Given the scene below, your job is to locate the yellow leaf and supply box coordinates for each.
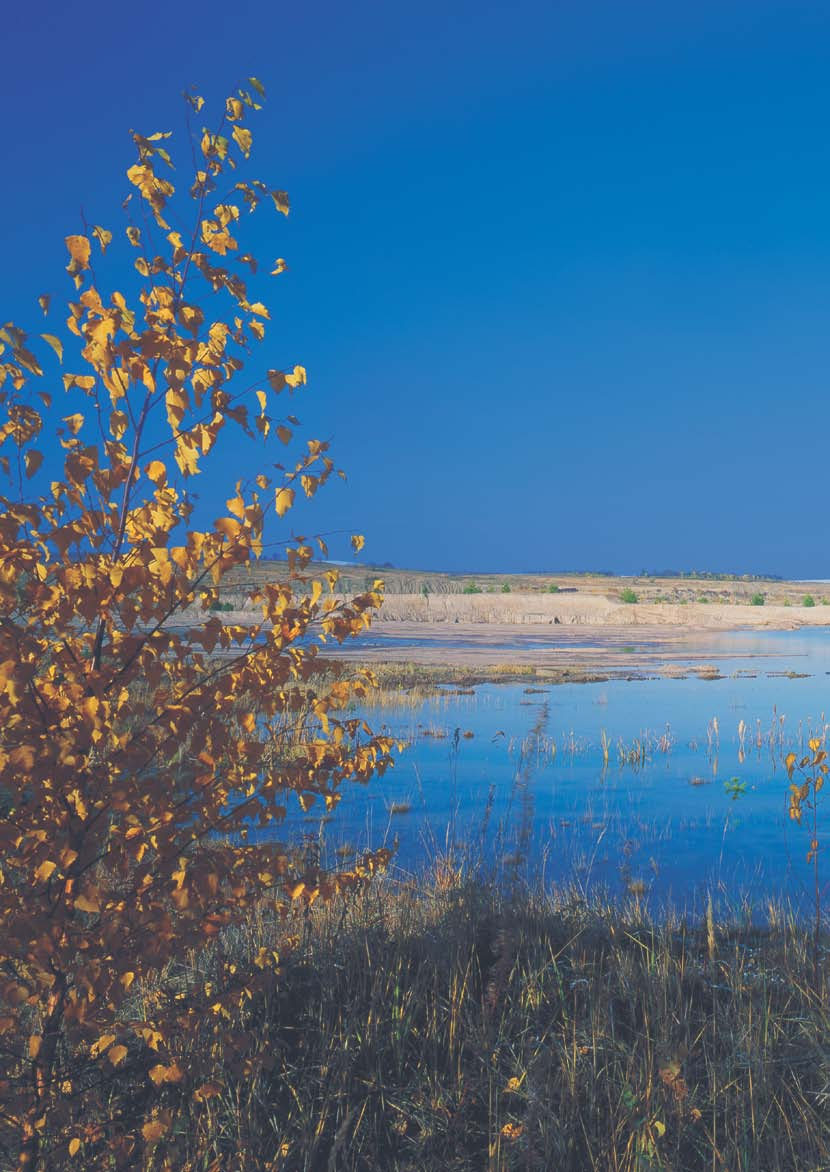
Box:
[108,1044,128,1066]
[135,1026,164,1051]
[351,534,365,553]
[68,1139,81,1156]
[62,414,84,436]
[90,1033,116,1058]
[109,410,128,440]
[92,225,112,253]
[145,460,167,485]
[215,517,242,541]
[194,1082,221,1102]
[142,1120,168,1144]
[285,364,306,388]
[271,258,287,276]
[38,294,51,316]
[41,334,63,363]
[174,439,200,477]
[65,235,91,269]
[75,892,101,914]
[227,493,245,519]
[29,1034,42,1059]
[275,487,294,517]
[178,304,204,334]
[24,450,43,479]
[148,1062,183,1086]
[34,860,56,883]
[232,125,253,158]
[63,374,95,393]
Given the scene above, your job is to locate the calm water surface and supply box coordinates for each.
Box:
[304,628,830,918]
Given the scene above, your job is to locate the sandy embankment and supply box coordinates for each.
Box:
[322,593,830,675]
[369,592,830,629]
[204,589,830,677]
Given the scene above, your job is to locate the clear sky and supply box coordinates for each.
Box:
[4,1,830,575]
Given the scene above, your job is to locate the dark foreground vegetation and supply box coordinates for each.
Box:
[9,870,828,1171]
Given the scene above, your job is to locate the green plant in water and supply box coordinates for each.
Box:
[724,777,747,801]
[620,588,638,604]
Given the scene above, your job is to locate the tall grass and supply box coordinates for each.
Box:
[23,868,827,1171]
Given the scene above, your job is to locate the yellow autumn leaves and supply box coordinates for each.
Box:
[0,78,395,1168]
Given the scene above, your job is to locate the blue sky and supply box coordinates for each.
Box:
[3,1,830,575]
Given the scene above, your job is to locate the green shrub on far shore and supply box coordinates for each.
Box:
[803,594,816,607]
[750,592,766,606]
[462,583,482,594]
[548,583,559,593]
[620,587,638,604]
[209,598,236,612]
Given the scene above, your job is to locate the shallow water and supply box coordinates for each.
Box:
[301,627,830,918]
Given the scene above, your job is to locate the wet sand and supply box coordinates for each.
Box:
[320,620,803,678]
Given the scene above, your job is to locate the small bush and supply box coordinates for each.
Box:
[548,583,559,593]
[803,595,816,607]
[620,588,638,604]
[462,583,482,594]
[750,593,766,606]
[501,582,511,593]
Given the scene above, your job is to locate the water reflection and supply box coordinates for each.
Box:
[310,627,830,919]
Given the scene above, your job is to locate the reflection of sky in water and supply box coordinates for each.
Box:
[289,627,830,920]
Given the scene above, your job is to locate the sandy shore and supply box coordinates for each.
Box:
[303,587,830,680]
[209,579,830,680]
[322,620,822,679]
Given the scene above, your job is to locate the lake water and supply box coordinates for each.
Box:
[301,627,830,919]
